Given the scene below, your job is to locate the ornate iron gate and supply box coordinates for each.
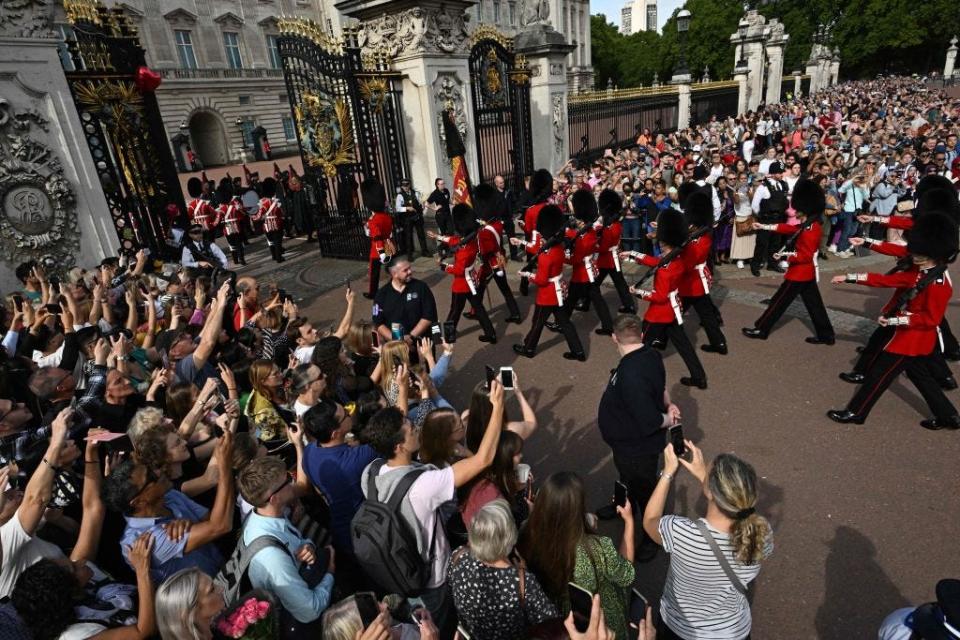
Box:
[468,30,534,191]
[61,1,182,257]
[278,19,409,260]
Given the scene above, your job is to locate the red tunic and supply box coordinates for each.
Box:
[867,241,912,315]
[366,211,393,260]
[529,244,567,306]
[443,237,481,295]
[477,223,505,278]
[596,222,623,271]
[523,203,547,256]
[884,216,914,231]
[678,234,713,297]
[566,229,601,284]
[254,197,284,233]
[188,198,218,231]
[773,222,821,282]
[633,254,684,324]
[855,269,952,356]
[218,199,246,236]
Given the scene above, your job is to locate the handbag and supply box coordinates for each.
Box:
[735,215,756,237]
[693,519,748,595]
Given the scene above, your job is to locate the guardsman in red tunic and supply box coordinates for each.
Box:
[595,189,636,314]
[679,191,728,354]
[510,169,553,297]
[472,183,522,323]
[361,178,395,299]
[215,181,247,266]
[186,177,218,244]
[513,205,585,361]
[828,211,960,429]
[555,190,613,335]
[623,208,707,389]
[435,204,497,344]
[253,177,285,263]
[742,179,835,344]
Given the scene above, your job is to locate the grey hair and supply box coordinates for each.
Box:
[127,406,165,442]
[468,498,517,563]
[321,595,364,640]
[156,568,206,640]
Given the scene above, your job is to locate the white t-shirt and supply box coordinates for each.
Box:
[293,399,314,418]
[0,512,67,598]
[294,344,316,364]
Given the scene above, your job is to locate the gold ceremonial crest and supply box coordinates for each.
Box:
[294,91,354,177]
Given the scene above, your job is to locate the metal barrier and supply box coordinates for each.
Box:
[567,85,680,162]
[689,81,739,125]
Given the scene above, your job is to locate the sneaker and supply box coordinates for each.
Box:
[837,250,854,258]
[778,260,789,269]
[736,260,745,269]
[828,244,837,253]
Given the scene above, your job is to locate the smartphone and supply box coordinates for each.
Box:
[431,323,441,343]
[499,366,514,390]
[371,330,380,348]
[45,303,62,314]
[670,424,686,457]
[628,588,649,639]
[568,582,594,633]
[276,288,289,303]
[614,480,628,509]
[100,434,133,455]
[355,591,380,628]
[11,294,23,311]
[410,606,426,627]
[345,278,352,292]
[485,365,497,391]
[442,320,457,344]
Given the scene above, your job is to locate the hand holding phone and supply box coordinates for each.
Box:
[614,480,628,509]
[442,320,457,344]
[354,591,381,628]
[499,366,515,390]
[567,583,594,633]
[670,424,686,457]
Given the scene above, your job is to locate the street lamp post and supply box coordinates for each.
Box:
[675,9,691,78]
[737,19,749,68]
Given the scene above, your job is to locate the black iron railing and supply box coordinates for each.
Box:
[690,82,739,126]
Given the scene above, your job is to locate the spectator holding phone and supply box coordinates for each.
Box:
[461,369,537,453]
[643,442,773,640]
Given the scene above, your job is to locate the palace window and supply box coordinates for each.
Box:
[266,34,281,69]
[175,30,198,69]
[282,117,296,140]
[223,32,243,69]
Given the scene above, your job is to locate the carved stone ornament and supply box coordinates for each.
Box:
[434,74,467,151]
[521,0,550,27]
[0,97,81,271]
[357,6,470,57]
[551,93,564,157]
[550,62,564,76]
[0,0,56,38]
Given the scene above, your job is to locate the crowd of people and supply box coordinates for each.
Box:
[0,75,957,640]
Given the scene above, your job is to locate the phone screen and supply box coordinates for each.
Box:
[370,331,379,348]
[443,320,457,344]
[12,294,23,311]
[485,365,497,391]
[45,303,62,314]
[629,588,648,630]
[614,480,628,509]
[568,582,593,633]
[500,367,514,390]
[670,424,686,457]
[355,592,380,628]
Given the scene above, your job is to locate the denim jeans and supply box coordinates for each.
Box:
[622,217,641,252]
[836,210,858,252]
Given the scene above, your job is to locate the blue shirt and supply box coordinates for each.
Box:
[303,442,378,551]
[120,489,223,583]
[243,511,335,624]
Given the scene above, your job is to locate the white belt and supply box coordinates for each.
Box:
[584,255,598,283]
[813,250,819,283]
[550,275,566,305]
[669,290,683,325]
[695,262,710,294]
[610,246,621,272]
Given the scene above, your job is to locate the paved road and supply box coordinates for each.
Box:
[239,240,960,639]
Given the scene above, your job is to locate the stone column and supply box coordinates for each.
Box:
[763,19,788,105]
[830,48,840,86]
[793,70,801,97]
[344,0,478,192]
[945,37,958,79]
[516,26,575,172]
[674,79,691,129]
[805,47,820,94]
[734,66,750,115]
[0,2,116,291]
[736,11,768,112]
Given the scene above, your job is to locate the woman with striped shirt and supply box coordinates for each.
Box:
[643,443,774,639]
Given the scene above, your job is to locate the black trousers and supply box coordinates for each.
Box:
[402,216,430,258]
[613,451,660,548]
[523,304,583,354]
[436,210,453,236]
[642,320,707,381]
[225,232,245,265]
[856,324,953,383]
[751,228,778,270]
[597,268,636,312]
[941,317,959,355]
[367,259,382,296]
[563,282,613,331]
[503,216,520,259]
[448,291,496,339]
[753,279,834,339]
[681,295,727,348]
[265,229,284,262]
[475,271,520,318]
[844,351,957,420]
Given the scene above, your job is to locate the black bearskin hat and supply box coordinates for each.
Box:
[473,183,504,222]
[571,189,598,224]
[360,178,386,212]
[452,203,478,236]
[917,188,960,225]
[260,177,277,198]
[187,177,203,198]
[529,169,554,203]
[598,189,623,224]
[677,181,699,210]
[907,211,959,263]
[656,208,688,248]
[535,204,565,239]
[684,192,713,229]
[915,175,955,203]
[791,178,826,219]
[692,165,709,181]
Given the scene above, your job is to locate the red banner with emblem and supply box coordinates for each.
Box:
[451,155,473,207]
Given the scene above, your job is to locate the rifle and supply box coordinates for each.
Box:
[631,209,734,289]
[517,228,571,278]
[772,216,817,259]
[885,264,947,318]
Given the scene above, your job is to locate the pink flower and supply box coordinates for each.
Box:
[256,601,271,618]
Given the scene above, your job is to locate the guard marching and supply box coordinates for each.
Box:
[679,191,728,354]
[186,177,219,244]
[253,178,285,263]
[472,184,522,324]
[362,178,395,299]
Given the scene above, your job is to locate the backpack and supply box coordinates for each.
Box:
[351,459,428,596]
[215,533,288,607]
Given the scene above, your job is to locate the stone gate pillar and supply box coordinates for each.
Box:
[793,70,802,97]
[945,37,958,80]
[734,66,750,115]
[0,0,116,291]
[739,11,768,111]
[764,19,788,105]
[515,25,575,172]
[341,0,478,194]
[805,46,820,94]
[830,48,840,86]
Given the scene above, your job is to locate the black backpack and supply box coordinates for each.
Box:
[351,459,428,596]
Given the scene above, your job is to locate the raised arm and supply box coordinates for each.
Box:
[506,371,537,440]
[451,380,504,488]
[333,288,355,339]
[192,281,231,370]
[18,408,72,536]
[71,430,108,564]
[183,431,235,553]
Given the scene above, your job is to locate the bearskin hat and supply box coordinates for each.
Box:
[684,192,713,229]
[677,181,699,210]
[907,211,959,263]
[260,178,277,199]
[452,203,478,236]
[360,178,387,212]
[917,188,960,225]
[915,175,955,203]
[791,178,826,219]
[187,177,204,198]
[571,189,598,224]
[529,169,554,203]
[656,208,688,248]
[692,165,709,181]
[598,189,623,224]
[473,183,504,222]
[535,204,566,239]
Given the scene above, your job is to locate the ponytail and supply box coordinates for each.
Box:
[708,453,772,566]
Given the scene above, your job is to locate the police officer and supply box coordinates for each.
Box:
[750,162,789,276]
[395,179,432,260]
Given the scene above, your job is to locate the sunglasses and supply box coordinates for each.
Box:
[264,474,291,503]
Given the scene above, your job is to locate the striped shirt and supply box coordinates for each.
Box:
[659,516,774,640]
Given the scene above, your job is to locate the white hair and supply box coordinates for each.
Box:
[468,498,517,563]
[156,568,206,640]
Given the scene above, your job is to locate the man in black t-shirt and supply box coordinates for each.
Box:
[372,259,438,345]
[425,178,452,236]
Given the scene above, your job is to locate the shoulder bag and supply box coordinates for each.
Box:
[693,519,748,595]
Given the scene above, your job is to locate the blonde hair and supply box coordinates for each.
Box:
[321,596,364,640]
[344,319,373,356]
[237,456,287,507]
[469,499,517,563]
[127,406,165,442]
[249,359,283,402]
[258,306,284,331]
[708,454,771,565]
[378,340,410,395]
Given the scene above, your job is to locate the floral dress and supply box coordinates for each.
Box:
[567,535,635,640]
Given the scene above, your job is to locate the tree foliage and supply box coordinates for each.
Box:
[590,0,960,89]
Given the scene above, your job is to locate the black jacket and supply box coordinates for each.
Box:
[597,346,667,456]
